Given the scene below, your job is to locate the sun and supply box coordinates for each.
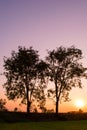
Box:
[75,99,85,108]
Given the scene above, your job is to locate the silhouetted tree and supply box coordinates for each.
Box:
[46,46,86,114]
[14,107,18,112]
[0,99,7,111]
[3,46,47,113]
[78,108,83,113]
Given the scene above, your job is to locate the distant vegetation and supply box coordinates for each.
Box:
[0,99,7,111]
[1,111,87,122]
[1,45,86,114]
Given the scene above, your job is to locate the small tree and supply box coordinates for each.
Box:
[0,99,7,111]
[3,46,47,113]
[14,107,18,112]
[46,46,85,114]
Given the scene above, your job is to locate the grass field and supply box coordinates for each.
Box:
[0,120,87,130]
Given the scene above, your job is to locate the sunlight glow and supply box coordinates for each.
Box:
[75,99,85,108]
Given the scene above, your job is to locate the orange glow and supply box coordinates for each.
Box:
[75,99,85,109]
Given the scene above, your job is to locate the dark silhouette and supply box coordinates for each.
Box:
[3,46,47,114]
[0,99,7,111]
[46,46,86,114]
[3,45,86,114]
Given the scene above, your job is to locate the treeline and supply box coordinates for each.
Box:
[1,111,87,122]
[1,45,86,114]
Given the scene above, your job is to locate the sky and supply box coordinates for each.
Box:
[1,0,87,112]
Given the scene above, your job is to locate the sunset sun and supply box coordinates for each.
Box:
[75,99,85,109]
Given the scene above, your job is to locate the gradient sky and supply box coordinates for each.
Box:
[0,0,87,112]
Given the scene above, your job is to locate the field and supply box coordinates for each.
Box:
[0,120,87,130]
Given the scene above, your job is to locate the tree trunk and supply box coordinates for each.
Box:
[55,79,59,114]
[56,97,59,114]
[27,100,31,114]
[26,87,31,114]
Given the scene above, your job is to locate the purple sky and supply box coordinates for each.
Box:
[1,0,87,58]
[0,0,87,112]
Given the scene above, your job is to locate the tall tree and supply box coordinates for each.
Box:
[3,46,47,113]
[46,46,85,114]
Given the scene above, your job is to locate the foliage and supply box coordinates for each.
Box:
[46,46,86,113]
[3,45,86,113]
[14,107,18,112]
[0,99,7,111]
[3,46,47,113]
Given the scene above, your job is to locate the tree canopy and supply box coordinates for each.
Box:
[46,46,86,113]
[3,45,86,114]
[3,46,47,113]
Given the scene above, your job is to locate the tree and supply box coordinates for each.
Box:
[3,46,47,113]
[14,107,18,112]
[0,99,7,111]
[46,46,85,114]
